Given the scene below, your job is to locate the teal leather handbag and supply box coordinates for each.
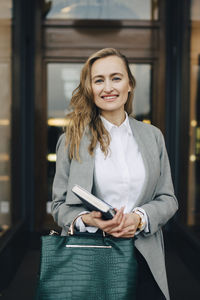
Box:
[35,223,138,300]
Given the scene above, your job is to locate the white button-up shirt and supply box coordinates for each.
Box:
[76,114,148,233]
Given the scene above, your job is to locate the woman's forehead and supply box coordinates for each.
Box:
[91,55,127,77]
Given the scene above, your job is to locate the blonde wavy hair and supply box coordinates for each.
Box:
[65,48,136,160]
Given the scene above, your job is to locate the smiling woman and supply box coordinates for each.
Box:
[51,48,178,300]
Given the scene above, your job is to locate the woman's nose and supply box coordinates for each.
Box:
[104,80,113,93]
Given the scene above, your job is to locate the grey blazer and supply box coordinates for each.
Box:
[52,116,178,300]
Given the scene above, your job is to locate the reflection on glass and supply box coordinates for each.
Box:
[191,0,200,21]
[47,63,83,118]
[45,0,158,20]
[130,64,151,120]
[46,62,152,210]
[188,2,200,230]
[0,0,12,237]
[0,0,12,19]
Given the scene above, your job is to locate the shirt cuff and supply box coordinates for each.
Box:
[132,207,150,235]
[75,211,98,233]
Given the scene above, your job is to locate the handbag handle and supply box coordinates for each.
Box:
[68,215,82,235]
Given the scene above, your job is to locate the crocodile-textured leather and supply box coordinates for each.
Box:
[35,233,138,300]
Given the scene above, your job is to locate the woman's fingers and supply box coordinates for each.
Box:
[111,225,136,238]
[91,211,102,218]
[107,214,126,233]
[90,207,124,232]
[108,214,139,238]
[100,207,125,232]
[112,232,135,238]
[81,211,102,227]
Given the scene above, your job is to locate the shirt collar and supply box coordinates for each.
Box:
[100,112,133,135]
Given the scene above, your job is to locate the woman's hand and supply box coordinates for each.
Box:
[81,210,141,238]
[81,207,126,234]
[109,213,141,238]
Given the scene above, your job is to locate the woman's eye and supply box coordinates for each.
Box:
[95,79,103,84]
[113,77,121,81]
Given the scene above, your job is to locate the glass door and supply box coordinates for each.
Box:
[0,0,12,237]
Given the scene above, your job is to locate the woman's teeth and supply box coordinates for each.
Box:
[103,95,118,100]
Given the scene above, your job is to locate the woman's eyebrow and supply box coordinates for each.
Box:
[92,74,104,80]
[111,72,123,77]
[92,72,123,80]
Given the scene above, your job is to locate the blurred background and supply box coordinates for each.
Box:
[0,0,200,299]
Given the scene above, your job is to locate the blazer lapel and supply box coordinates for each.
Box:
[129,117,154,207]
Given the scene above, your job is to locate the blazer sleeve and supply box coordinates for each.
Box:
[140,128,178,236]
[51,134,85,230]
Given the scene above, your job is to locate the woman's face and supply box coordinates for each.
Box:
[91,55,131,118]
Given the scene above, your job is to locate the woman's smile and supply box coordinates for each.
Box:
[101,94,119,101]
